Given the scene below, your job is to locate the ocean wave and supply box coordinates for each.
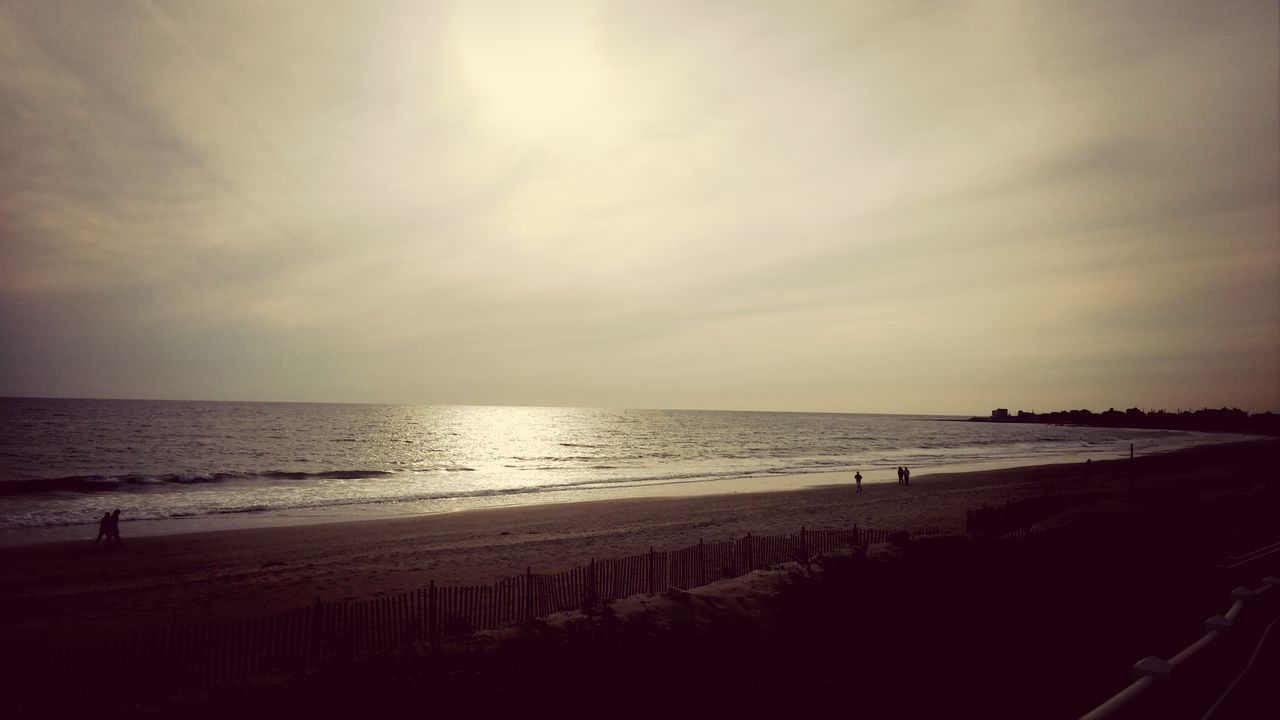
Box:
[0,468,395,496]
[261,470,394,480]
[0,473,234,496]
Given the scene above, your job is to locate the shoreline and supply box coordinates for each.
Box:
[2,437,1275,653]
[0,432,1257,549]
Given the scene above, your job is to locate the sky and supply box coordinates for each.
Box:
[1,0,1277,415]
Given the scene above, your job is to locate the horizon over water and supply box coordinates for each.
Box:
[0,397,1251,545]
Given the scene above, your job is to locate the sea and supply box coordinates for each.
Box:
[0,397,1247,544]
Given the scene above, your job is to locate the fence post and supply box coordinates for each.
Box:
[524,567,533,622]
[746,533,753,572]
[698,539,705,586]
[588,559,597,609]
[428,581,437,643]
[310,597,323,666]
[648,547,655,594]
[800,526,807,561]
[418,588,427,641]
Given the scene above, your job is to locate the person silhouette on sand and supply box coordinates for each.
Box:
[903,467,910,486]
[94,512,113,548]
[107,509,124,546]
[897,466,905,485]
[855,471,862,493]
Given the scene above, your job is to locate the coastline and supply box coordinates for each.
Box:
[2,437,1275,654]
[0,430,1256,548]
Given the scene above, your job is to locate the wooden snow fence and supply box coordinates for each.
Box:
[26,524,926,690]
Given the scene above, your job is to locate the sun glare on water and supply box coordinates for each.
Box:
[453,0,604,141]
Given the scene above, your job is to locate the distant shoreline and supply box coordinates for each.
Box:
[969,406,1280,436]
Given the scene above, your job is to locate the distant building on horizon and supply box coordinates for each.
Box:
[991,408,1009,419]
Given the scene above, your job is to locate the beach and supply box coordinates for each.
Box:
[3,437,1275,658]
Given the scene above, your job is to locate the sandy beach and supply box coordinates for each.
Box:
[2,437,1275,658]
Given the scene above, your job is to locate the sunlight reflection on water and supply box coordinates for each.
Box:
[0,399,1246,533]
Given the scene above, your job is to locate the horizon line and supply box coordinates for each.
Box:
[3,394,1277,417]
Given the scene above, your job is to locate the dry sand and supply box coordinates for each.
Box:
[2,438,1274,653]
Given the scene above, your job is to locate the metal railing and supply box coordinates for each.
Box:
[1080,574,1280,719]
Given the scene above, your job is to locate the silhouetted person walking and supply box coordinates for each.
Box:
[94,512,112,548]
[107,509,124,546]
[897,466,905,485]
[903,467,910,486]
[855,471,862,493]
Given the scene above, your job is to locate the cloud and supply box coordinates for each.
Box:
[1,0,1276,412]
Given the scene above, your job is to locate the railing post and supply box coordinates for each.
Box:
[746,533,753,571]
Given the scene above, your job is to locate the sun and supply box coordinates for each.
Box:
[452,0,604,141]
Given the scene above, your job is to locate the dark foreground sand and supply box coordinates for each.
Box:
[2,438,1275,654]
[3,439,1279,719]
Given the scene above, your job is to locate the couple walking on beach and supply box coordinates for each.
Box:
[94,509,124,548]
[853,466,909,494]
